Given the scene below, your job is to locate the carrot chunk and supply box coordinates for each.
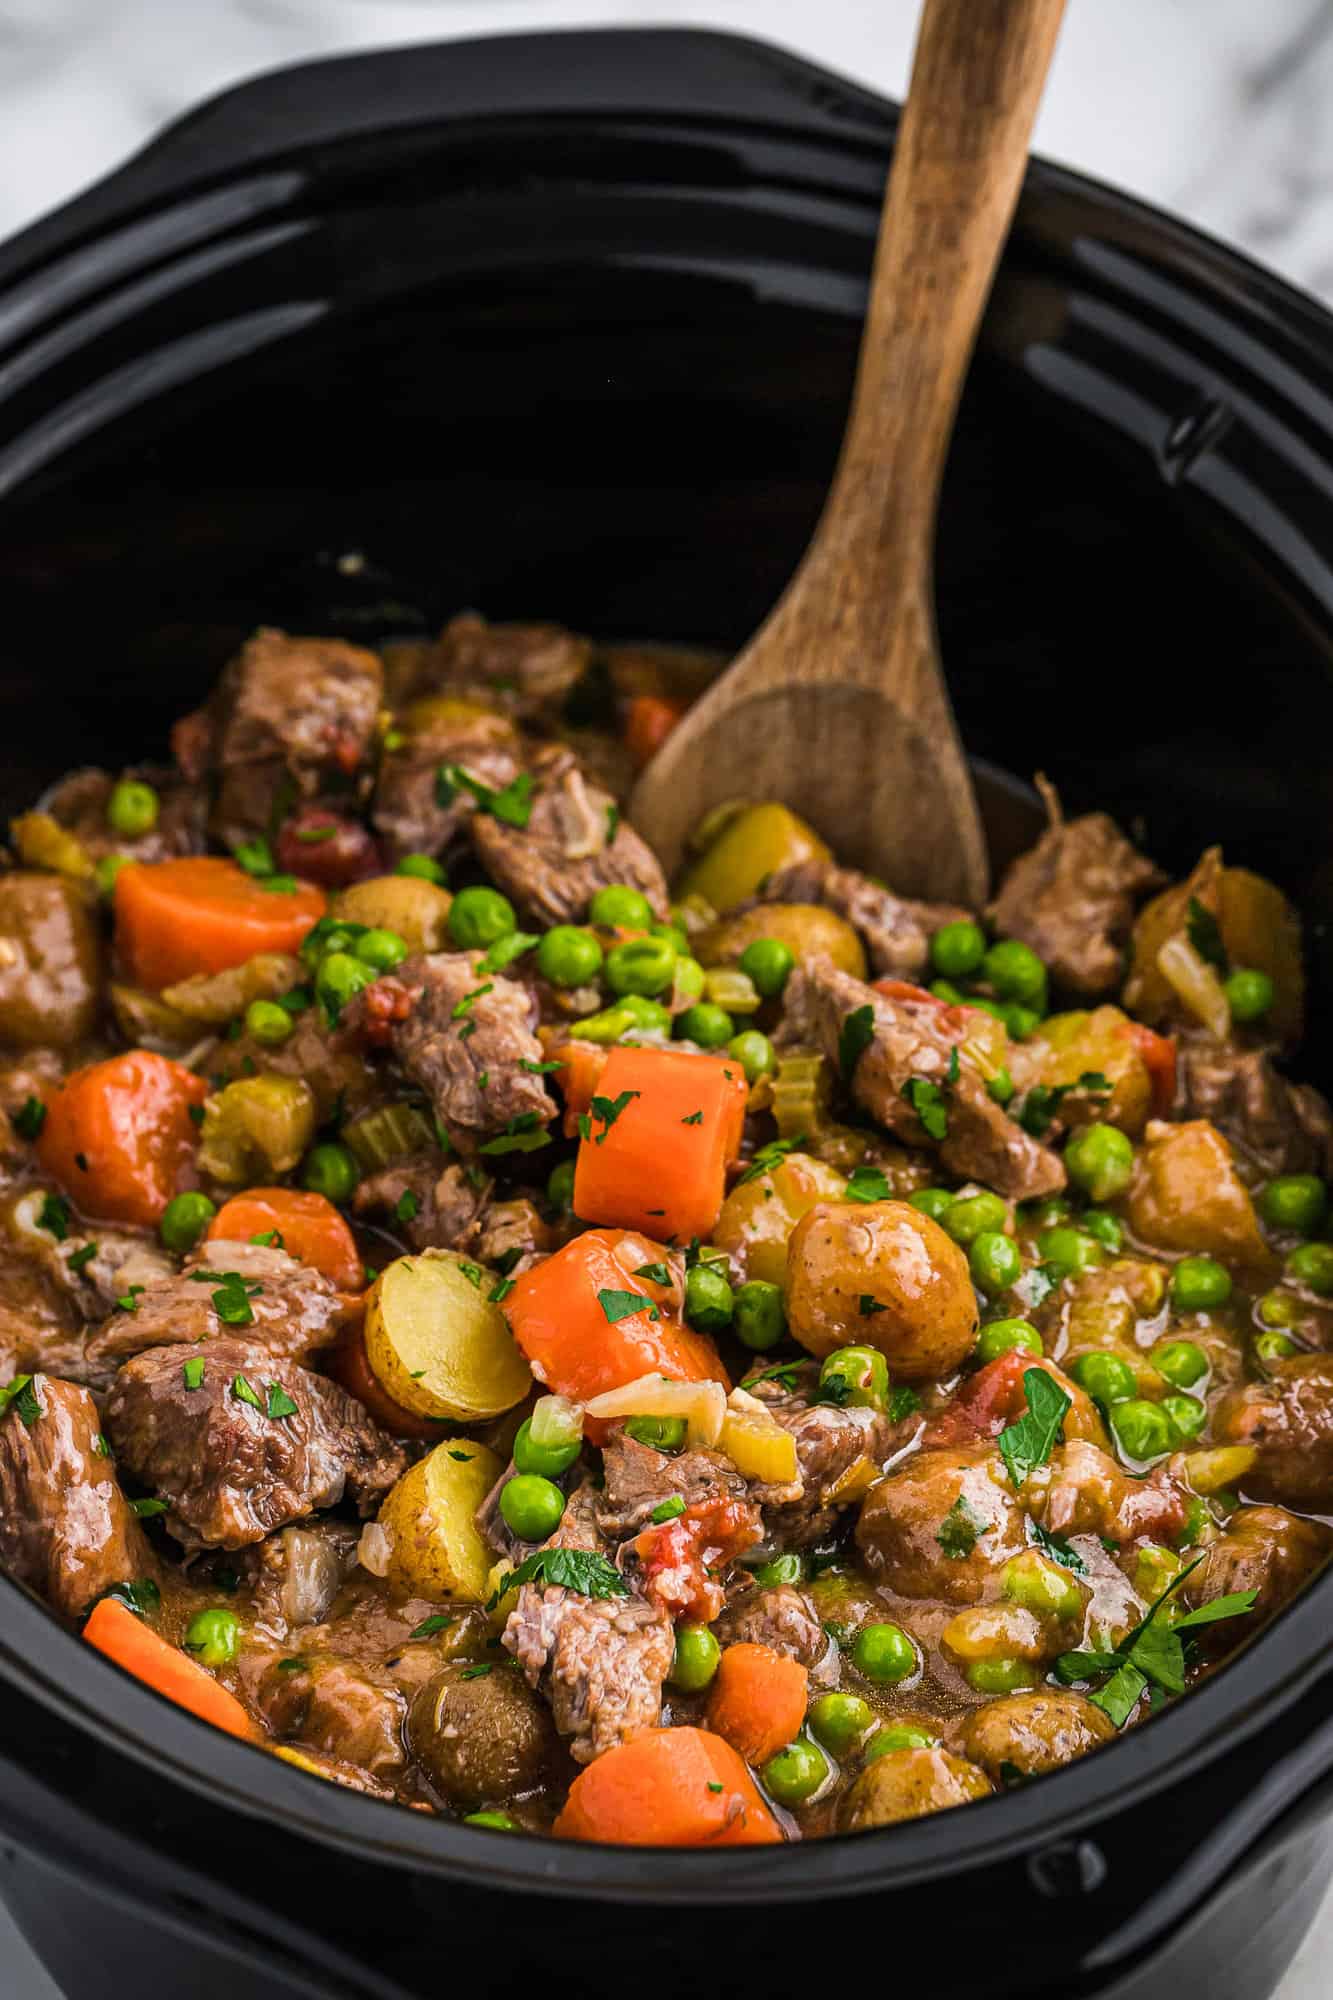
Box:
[624,694,688,771]
[114,856,325,988]
[83,1597,254,1740]
[706,1643,809,1766]
[208,1188,362,1292]
[554,1726,781,1845]
[571,1045,748,1242]
[37,1050,207,1228]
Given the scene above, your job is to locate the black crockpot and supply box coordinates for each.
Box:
[0,29,1330,2000]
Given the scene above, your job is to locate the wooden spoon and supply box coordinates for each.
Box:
[631,0,1066,905]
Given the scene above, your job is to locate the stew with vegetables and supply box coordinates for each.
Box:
[0,615,1329,1845]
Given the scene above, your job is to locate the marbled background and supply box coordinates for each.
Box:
[1,2,1330,1995]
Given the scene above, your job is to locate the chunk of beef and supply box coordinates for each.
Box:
[43,764,205,866]
[474,1196,563,1275]
[0,1374,152,1615]
[1185,1505,1331,1644]
[754,1382,895,1545]
[0,1240,93,1383]
[503,1484,673,1764]
[371,703,522,861]
[1175,1035,1332,1179]
[757,859,970,982]
[0,870,101,1048]
[595,1431,749,1539]
[103,1336,407,1550]
[1033,1440,1188,1546]
[988,780,1163,998]
[363,953,556,1147]
[714,1582,834,1677]
[782,955,1064,1201]
[470,744,669,927]
[85,1240,358,1384]
[257,1649,407,1779]
[55,1229,176,1320]
[210,1000,376,1125]
[174,628,384,847]
[423,612,591,727]
[352,1157,492,1252]
[1213,1355,1333,1510]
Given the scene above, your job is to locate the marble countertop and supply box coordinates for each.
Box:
[0,3,1330,1997]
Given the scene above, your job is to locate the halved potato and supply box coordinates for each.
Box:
[698,901,867,981]
[378,1437,504,1602]
[330,873,453,953]
[365,1249,532,1422]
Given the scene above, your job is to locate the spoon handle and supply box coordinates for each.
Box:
[810,0,1066,602]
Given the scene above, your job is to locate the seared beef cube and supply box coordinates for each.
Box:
[1214,1355,1333,1511]
[372,701,522,860]
[174,628,384,847]
[43,764,205,866]
[85,1240,358,1383]
[470,744,668,927]
[353,1156,491,1253]
[257,1649,407,1779]
[0,1374,151,1616]
[423,611,591,727]
[753,1380,895,1546]
[988,782,1163,998]
[758,859,970,982]
[782,955,1064,1201]
[713,1583,832,1673]
[595,1432,750,1540]
[0,1240,95,1385]
[1176,1035,1332,1178]
[104,1336,407,1550]
[0,871,101,1048]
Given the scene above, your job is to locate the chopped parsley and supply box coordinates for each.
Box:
[1028,1520,1087,1572]
[845,1165,891,1203]
[936,1496,987,1560]
[482,931,540,972]
[0,1375,42,1427]
[97,1578,160,1619]
[578,1090,640,1146]
[294,823,338,844]
[435,763,535,829]
[181,1357,206,1391]
[250,1229,283,1249]
[606,803,620,843]
[448,1449,472,1463]
[597,1288,659,1325]
[707,1780,724,1794]
[737,1133,808,1186]
[1017,1071,1112,1139]
[116,1284,145,1314]
[460,1663,494,1680]
[451,981,493,1020]
[203,1269,261,1327]
[488,1276,516,1305]
[394,1190,419,1225]
[458,1261,485,1290]
[1056,1554,1256,1728]
[633,1261,671,1285]
[739,1361,804,1392]
[887,1383,922,1422]
[258,874,298,895]
[838,1003,876,1081]
[266,1382,299,1420]
[14,1096,45,1141]
[998,1368,1071,1489]
[92,1432,111,1458]
[520,1058,565,1076]
[1186,896,1228,972]
[231,1374,263,1410]
[681,1109,704,1126]
[486,1545,631,1611]
[902,1074,951,1142]
[409,1614,455,1639]
[68,1241,99,1273]
[37,1193,70,1241]
[650,1496,686,1524]
[235,836,276,878]
[130,1498,168,1518]
[478,1112,552,1156]
[858,1294,887,1317]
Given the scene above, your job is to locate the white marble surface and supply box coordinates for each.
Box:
[1,2,1331,1996]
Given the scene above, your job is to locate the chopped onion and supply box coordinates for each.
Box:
[280,1527,348,1624]
[583,1373,727,1447]
[1181,1445,1256,1495]
[1156,935,1231,1040]
[357,1521,394,1578]
[528,1393,584,1452]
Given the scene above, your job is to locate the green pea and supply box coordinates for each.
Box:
[1111,1397,1177,1465]
[315,950,374,1015]
[95,853,131,898]
[976,1318,1042,1363]
[106,778,159,838]
[546,1159,576,1210]
[1154,1339,1208,1389]
[301,1142,360,1204]
[1224,967,1274,1023]
[624,1415,686,1451]
[1080,1209,1124,1251]
[669,1622,721,1693]
[512,1416,581,1480]
[1161,1392,1206,1441]
[674,1002,734,1049]
[674,956,706,1002]
[727,1030,775,1084]
[733,1279,786,1351]
[184,1606,240,1667]
[738,937,796,998]
[537,925,603,988]
[651,921,690,953]
[942,1191,1008,1245]
[986,1067,1015,1107]
[983,939,1048,1009]
[396,853,446,884]
[931,919,987,980]
[1071,1351,1137,1407]
[931,980,966,1004]
[302,924,355,968]
[852,1621,917,1685]
[605,935,677,998]
[448,885,517,951]
[684,1261,734,1333]
[1170,1256,1232,1312]
[463,1811,517,1831]
[500,1474,566,1542]
[1257,1288,1301,1329]
[965,1659,1039,1695]
[908,1187,956,1224]
[159,1191,217,1254]
[969,1230,1021,1293]
[1038,1226,1104,1274]
[818,1346,889,1411]
[588,884,654,930]
[244,998,294,1046]
[1003,1551,1083,1622]
[1288,1241,1333,1297]
[1023,1195,1070,1231]
[1254,1328,1298,1363]
[1001,1003,1042,1042]
[1259,1174,1328,1237]
[807,1691,875,1757]
[751,1552,805,1588]
[762,1735,828,1807]
[865,1725,937,1760]
[353,927,408,972]
[1064,1123,1135,1203]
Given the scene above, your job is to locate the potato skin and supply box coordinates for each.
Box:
[839,1747,991,1831]
[409,1660,556,1810]
[378,1437,503,1602]
[713,1153,848,1288]
[331,873,453,952]
[784,1199,977,1378]
[947,1691,1114,1781]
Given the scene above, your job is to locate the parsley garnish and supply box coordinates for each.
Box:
[936,1496,987,1560]
[486,1545,631,1611]
[410,1614,455,1639]
[0,1375,41,1427]
[478,1112,552,1156]
[97,1578,160,1619]
[231,1374,262,1410]
[482,931,540,972]
[902,1074,951,1141]
[435,763,535,829]
[448,1449,473,1462]
[14,1096,45,1140]
[580,1090,640,1146]
[489,1276,516,1304]
[460,1663,493,1680]
[1186,897,1228,973]
[37,1193,70,1241]
[634,1262,671,1285]
[92,1432,111,1457]
[250,1229,283,1249]
[394,1190,419,1224]
[116,1284,145,1314]
[294,824,338,844]
[839,1004,876,1081]
[597,1288,659,1324]
[182,1357,205,1391]
[737,1133,807,1186]
[650,1496,686,1523]
[235,837,275,877]
[888,1384,922,1422]
[1055,1555,1256,1728]
[681,1109,704,1126]
[452,981,493,1020]
[1029,1520,1086,1572]
[739,1361,804,1392]
[266,1382,299,1420]
[259,874,298,895]
[606,804,620,843]
[520,1057,565,1075]
[1018,1072,1112,1139]
[458,1261,485,1290]
[209,1270,260,1326]
[707,1780,724,1794]
[998,1368,1071,1488]
[131,1498,168,1518]
[845,1165,890,1203]
[68,1241,98,1273]
[858,1294,887,1316]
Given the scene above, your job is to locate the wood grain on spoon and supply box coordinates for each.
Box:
[631,0,1066,905]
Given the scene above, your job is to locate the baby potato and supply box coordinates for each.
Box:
[839,1747,992,1831]
[331,873,452,953]
[785,1199,977,1378]
[713,1151,848,1287]
[699,902,867,982]
[947,1691,1113,1781]
[409,1661,556,1810]
[378,1437,503,1602]
[1016,1005,1152,1137]
[678,802,830,912]
[365,1249,532,1422]
[1126,1120,1277,1281]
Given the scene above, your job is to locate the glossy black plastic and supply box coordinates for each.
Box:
[0,28,1330,2000]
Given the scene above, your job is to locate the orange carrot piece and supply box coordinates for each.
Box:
[572,1045,748,1241]
[706,1643,809,1766]
[83,1597,254,1740]
[1129,1022,1178,1119]
[114,856,325,989]
[504,1226,728,1406]
[36,1050,208,1228]
[326,1326,442,1442]
[554,1726,781,1845]
[624,694,689,771]
[550,1040,609,1138]
[208,1188,362,1292]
